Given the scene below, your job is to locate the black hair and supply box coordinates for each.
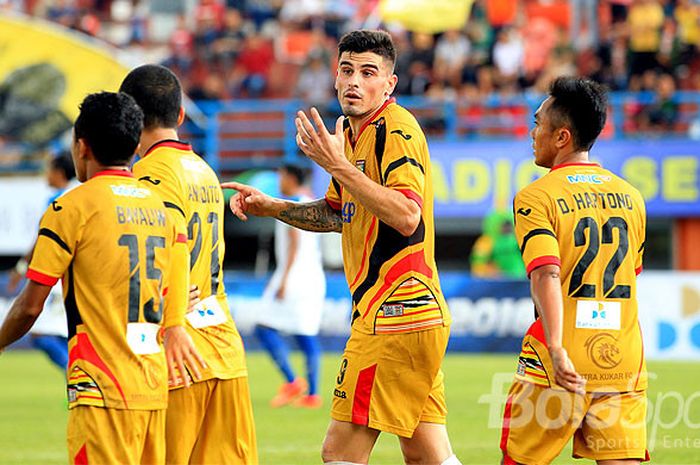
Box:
[281,164,307,185]
[119,64,182,130]
[548,77,608,151]
[49,152,75,181]
[74,92,143,166]
[338,30,396,67]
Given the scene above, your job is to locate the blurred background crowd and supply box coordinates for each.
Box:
[2,0,700,135]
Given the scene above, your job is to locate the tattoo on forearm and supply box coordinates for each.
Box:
[278,199,342,233]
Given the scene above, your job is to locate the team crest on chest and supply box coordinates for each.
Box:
[355,159,366,172]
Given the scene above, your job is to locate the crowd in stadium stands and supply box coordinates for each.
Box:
[3,0,700,134]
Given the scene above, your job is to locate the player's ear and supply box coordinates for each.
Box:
[177,106,186,127]
[76,138,90,161]
[386,73,398,97]
[556,127,572,148]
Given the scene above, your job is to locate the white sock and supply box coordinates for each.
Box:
[441,455,462,465]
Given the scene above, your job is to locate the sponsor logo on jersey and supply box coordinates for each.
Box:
[381,303,404,317]
[585,332,622,369]
[575,301,621,330]
[139,175,161,185]
[391,129,412,140]
[355,159,366,172]
[336,358,348,385]
[566,174,612,184]
[517,207,531,216]
[334,389,347,399]
[342,201,356,223]
[110,184,151,198]
[51,200,62,211]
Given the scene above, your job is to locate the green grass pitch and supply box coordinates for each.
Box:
[1,351,699,464]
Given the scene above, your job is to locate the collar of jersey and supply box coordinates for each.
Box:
[143,139,192,158]
[347,97,396,149]
[550,162,600,171]
[93,169,133,179]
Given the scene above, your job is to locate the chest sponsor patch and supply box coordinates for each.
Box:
[187,295,228,329]
[355,159,366,172]
[575,300,621,330]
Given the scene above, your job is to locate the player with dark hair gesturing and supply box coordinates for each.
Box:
[501,77,648,465]
[224,30,461,465]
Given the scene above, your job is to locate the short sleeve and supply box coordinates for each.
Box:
[380,122,427,209]
[325,177,342,212]
[513,188,560,277]
[27,196,84,286]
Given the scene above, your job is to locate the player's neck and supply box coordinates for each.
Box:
[347,99,388,143]
[87,162,130,180]
[139,128,179,157]
[551,149,590,168]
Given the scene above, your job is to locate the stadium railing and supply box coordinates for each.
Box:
[5,92,700,174]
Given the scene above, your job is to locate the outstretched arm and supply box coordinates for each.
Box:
[221,182,342,233]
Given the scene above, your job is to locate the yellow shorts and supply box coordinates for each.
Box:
[67,406,165,465]
[331,326,449,438]
[166,377,258,465]
[501,380,649,465]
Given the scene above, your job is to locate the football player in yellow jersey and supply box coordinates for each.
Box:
[0,92,202,464]
[500,77,648,465]
[224,30,460,465]
[120,64,257,465]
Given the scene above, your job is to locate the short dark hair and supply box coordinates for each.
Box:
[74,92,143,166]
[49,152,75,181]
[281,164,307,185]
[548,77,608,151]
[338,30,396,67]
[119,64,182,130]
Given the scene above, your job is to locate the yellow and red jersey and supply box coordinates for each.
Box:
[325,99,450,335]
[28,170,189,409]
[133,140,247,386]
[513,162,647,392]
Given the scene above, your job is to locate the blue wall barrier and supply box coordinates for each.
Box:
[2,271,700,359]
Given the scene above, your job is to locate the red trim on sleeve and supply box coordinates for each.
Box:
[26,269,59,286]
[635,265,643,276]
[92,169,133,178]
[325,195,342,212]
[176,233,187,244]
[351,363,377,425]
[163,287,169,297]
[397,189,423,209]
[526,256,561,277]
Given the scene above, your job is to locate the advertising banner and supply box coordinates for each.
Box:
[314,139,700,218]
[0,177,51,254]
[2,271,699,359]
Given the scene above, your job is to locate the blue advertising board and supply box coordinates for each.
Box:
[313,139,700,218]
